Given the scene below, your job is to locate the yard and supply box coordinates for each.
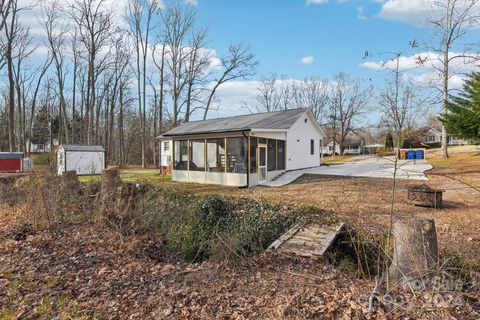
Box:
[1,146,479,319]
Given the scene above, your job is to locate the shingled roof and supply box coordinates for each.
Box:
[60,145,105,152]
[162,108,313,137]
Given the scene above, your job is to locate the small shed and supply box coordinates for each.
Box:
[57,145,105,175]
[0,152,24,172]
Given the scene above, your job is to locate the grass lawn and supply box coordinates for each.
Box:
[322,154,359,165]
[78,170,171,184]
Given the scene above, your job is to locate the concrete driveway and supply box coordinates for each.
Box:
[261,156,432,187]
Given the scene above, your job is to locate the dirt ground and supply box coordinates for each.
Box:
[1,146,479,319]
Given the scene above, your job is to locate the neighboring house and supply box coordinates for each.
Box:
[322,140,341,155]
[424,127,469,146]
[342,132,365,154]
[57,145,105,175]
[158,108,327,187]
[26,138,59,153]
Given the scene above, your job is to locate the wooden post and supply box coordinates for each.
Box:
[389,217,439,283]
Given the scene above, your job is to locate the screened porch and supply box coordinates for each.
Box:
[171,135,286,187]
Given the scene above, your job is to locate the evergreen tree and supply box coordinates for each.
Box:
[442,72,480,143]
[385,132,394,150]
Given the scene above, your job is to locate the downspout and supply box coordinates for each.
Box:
[241,130,251,188]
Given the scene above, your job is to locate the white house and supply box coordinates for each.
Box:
[57,145,105,175]
[322,140,341,155]
[26,138,59,153]
[425,127,469,146]
[158,108,327,187]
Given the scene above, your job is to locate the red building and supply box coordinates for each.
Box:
[0,152,24,172]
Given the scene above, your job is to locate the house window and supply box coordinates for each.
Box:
[174,140,188,170]
[189,140,205,171]
[163,141,170,152]
[277,140,285,170]
[310,139,314,155]
[328,146,333,151]
[250,137,257,173]
[206,138,226,172]
[226,137,248,173]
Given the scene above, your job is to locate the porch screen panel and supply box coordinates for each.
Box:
[189,140,205,171]
[267,139,276,171]
[206,138,225,172]
[226,137,248,173]
[174,140,188,170]
[250,137,257,173]
[277,140,285,170]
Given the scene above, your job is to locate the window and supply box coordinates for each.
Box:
[310,139,314,155]
[189,140,205,171]
[277,140,285,170]
[206,138,226,172]
[250,137,257,173]
[267,139,277,171]
[174,140,188,170]
[226,137,248,173]
[328,146,333,151]
[163,141,170,152]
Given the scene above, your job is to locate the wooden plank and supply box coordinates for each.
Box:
[267,222,306,250]
[312,223,345,257]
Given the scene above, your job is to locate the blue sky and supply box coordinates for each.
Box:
[196,0,421,80]
[14,0,480,122]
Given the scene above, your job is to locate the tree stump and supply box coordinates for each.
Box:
[62,171,80,189]
[389,217,439,285]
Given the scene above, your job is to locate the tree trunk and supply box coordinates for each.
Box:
[389,217,439,284]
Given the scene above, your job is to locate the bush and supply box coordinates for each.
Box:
[135,188,310,262]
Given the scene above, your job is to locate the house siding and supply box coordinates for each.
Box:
[286,112,323,171]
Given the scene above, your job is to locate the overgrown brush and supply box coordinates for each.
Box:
[132,187,331,263]
[12,173,95,230]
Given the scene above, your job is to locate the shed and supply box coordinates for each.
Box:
[57,145,105,175]
[0,152,24,172]
[158,108,327,187]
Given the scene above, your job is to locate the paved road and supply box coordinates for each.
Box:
[261,156,432,187]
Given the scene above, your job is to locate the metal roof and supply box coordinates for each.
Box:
[60,145,105,152]
[162,108,311,137]
[0,152,24,159]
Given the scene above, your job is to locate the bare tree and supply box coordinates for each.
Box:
[293,76,330,121]
[203,43,257,120]
[256,73,282,112]
[426,0,480,158]
[41,0,70,144]
[68,0,114,144]
[329,73,371,155]
[126,0,159,167]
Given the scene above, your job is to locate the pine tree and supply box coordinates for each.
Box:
[442,72,480,143]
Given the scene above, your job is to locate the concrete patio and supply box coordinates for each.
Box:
[260,156,432,187]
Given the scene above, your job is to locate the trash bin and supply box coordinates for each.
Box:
[415,150,424,160]
[407,150,416,160]
[399,150,407,160]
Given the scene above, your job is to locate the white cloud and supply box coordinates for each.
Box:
[184,0,198,6]
[378,0,480,25]
[306,0,328,4]
[360,51,480,89]
[299,55,315,64]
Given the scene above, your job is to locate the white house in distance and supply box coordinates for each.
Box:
[57,145,105,175]
[425,127,469,146]
[158,108,327,187]
[26,138,59,153]
[322,140,341,156]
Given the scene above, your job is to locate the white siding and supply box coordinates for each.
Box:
[160,140,173,167]
[63,151,104,175]
[286,112,323,170]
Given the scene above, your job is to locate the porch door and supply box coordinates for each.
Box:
[258,145,267,182]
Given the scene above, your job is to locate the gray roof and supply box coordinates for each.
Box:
[162,108,311,137]
[60,145,105,152]
[0,152,23,159]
